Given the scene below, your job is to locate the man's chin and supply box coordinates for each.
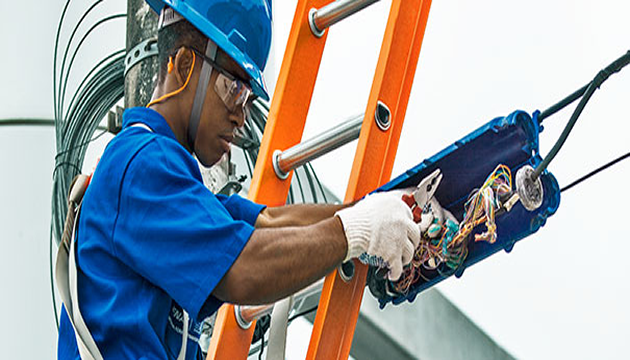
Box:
[196,151,228,168]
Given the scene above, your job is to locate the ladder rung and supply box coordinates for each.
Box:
[309,0,381,37]
[273,113,364,179]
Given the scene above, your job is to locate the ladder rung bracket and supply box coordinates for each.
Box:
[207,1,332,359]
[306,1,434,359]
[309,0,381,37]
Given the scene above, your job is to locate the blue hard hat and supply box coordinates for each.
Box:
[146,0,272,101]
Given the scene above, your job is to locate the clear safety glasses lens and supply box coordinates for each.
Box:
[214,72,254,114]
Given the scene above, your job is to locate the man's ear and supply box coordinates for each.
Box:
[172,47,195,86]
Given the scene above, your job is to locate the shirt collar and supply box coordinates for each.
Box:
[122,107,178,142]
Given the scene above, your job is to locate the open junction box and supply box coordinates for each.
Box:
[368,110,561,308]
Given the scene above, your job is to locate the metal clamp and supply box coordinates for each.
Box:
[124,38,158,77]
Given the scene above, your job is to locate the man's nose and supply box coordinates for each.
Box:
[228,107,246,128]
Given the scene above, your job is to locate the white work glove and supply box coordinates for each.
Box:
[335,192,421,281]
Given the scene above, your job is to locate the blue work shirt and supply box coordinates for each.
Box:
[57,107,264,359]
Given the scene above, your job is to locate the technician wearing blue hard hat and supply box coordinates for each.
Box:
[57,1,420,359]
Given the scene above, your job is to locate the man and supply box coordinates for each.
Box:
[57,1,419,359]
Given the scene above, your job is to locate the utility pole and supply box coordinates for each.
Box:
[125,0,159,108]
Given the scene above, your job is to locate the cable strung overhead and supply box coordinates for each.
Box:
[533,50,630,179]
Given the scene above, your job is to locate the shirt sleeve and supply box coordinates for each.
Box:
[199,196,265,317]
[215,194,266,226]
[113,139,253,321]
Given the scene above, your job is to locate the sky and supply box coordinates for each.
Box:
[1,0,629,359]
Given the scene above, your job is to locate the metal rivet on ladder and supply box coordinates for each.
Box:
[234,305,253,330]
[338,261,356,282]
[375,101,391,131]
[273,149,290,180]
[309,8,326,38]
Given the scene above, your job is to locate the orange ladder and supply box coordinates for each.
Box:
[206,0,433,359]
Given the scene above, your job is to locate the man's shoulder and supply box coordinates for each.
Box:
[101,126,191,174]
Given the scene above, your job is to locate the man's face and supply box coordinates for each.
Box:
[194,52,250,167]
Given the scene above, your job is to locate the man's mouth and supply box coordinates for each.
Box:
[219,134,233,151]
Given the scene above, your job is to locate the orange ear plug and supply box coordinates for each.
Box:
[167,57,174,73]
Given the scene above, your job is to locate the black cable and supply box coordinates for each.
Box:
[56,0,104,118]
[50,51,124,335]
[66,49,126,118]
[254,305,319,358]
[50,223,59,330]
[0,118,104,132]
[53,0,73,123]
[309,163,328,203]
[561,151,630,193]
[287,184,295,205]
[538,83,589,123]
[538,51,630,123]
[303,164,319,204]
[242,148,254,177]
[54,128,109,160]
[59,14,126,119]
[0,119,110,133]
[294,167,306,202]
[533,50,630,179]
[0,119,54,127]
[258,335,265,360]
[53,161,82,175]
[288,305,318,322]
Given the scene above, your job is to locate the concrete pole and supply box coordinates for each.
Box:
[125,0,159,108]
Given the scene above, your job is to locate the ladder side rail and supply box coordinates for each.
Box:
[206,0,332,359]
[305,1,433,359]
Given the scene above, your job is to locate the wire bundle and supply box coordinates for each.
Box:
[50,1,127,330]
[52,0,126,246]
[393,164,513,295]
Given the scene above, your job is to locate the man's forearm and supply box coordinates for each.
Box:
[256,202,355,228]
[214,216,348,304]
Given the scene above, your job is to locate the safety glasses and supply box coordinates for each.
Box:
[190,47,256,115]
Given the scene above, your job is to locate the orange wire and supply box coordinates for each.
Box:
[146,51,197,108]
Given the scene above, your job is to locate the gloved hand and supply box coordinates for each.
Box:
[335,192,421,281]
